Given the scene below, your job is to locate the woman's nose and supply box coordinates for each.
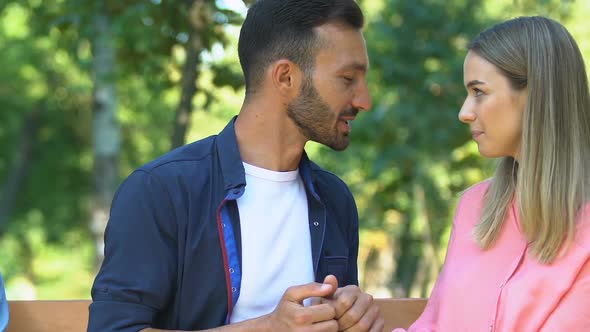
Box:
[458,99,476,123]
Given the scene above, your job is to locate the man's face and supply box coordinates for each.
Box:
[287,22,371,151]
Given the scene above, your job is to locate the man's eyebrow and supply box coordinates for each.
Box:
[340,62,368,72]
[466,80,485,88]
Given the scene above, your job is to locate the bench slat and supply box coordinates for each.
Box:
[375,298,427,331]
[6,298,426,332]
[7,300,90,332]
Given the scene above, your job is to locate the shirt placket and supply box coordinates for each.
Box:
[217,187,244,324]
[489,206,527,331]
[299,164,326,279]
[307,195,326,277]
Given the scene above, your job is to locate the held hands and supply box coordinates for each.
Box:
[266,280,339,331]
[315,275,384,332]
[266,275,383,332]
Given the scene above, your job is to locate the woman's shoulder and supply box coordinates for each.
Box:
[450,179,492,228]
[458,179,491,206]
[574,202,590,248]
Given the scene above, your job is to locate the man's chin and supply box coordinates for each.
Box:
[326,138,350,151]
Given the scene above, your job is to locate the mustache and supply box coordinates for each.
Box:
[340,108,359,117]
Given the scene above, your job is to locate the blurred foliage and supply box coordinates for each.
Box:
[0,0,589,300]
[316,0,493,297]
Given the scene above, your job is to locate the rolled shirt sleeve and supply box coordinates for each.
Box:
[88,170,178,332]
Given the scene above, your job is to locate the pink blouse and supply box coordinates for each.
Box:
[394,181,590,332]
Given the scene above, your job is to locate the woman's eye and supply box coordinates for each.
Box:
[473,88,483,96]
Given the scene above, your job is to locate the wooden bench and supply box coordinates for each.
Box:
[6,298,426,332]
[376,298,426,331]
[7,300,90,332]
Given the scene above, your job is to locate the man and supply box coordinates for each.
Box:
[88,0,383,331]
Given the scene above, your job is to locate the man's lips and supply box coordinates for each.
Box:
[339,108,358,132]
[471,130,483,139]
[339,117,355,132]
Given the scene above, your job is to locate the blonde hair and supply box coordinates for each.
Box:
[469,16,590,263]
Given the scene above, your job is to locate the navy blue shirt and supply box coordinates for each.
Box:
[88,118,360,331]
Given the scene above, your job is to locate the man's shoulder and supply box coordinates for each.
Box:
[308,160,354,199]
[138,135,218,175]
[111,135,220,202]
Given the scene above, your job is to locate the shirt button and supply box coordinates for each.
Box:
[231,287,237,293]
[229,268,235,274]
[222,223,226,228]
[313,221,319,226]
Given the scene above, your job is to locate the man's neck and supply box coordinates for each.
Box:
[234,103,306,172]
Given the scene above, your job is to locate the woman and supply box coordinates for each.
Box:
[395,16,590,331]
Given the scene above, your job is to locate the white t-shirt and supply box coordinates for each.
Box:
[230,162,315,323]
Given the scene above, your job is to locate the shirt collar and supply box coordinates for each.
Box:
[216,116,319,198]
[216,116,246,191]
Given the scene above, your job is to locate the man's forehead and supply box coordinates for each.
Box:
[313,26,368,67]
[314,21,363,40]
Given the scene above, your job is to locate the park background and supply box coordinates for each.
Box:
[0,0,589,300]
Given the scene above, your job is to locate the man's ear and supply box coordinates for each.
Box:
[270,59,303,99]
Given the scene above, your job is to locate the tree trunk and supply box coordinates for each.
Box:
[170,0,207,149]
[0,109,40,235]
[90,5,120,270]
[408,180,441,298]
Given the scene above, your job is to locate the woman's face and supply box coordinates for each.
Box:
[459,51,528,159]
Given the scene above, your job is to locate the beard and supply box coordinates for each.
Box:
[287,76,358,151]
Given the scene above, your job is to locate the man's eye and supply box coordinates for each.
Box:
[473,88,483,96]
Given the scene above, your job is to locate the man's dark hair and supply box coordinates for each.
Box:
[238,0,364,96]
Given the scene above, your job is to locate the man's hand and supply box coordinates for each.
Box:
[265,281,339,332]
[318,275,384,332]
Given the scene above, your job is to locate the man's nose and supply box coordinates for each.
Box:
[353,81,372,111]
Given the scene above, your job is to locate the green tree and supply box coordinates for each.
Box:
[24,0,248,267]
[0,0,248,297]
[1,0,588,300]
[314,0,582,297]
